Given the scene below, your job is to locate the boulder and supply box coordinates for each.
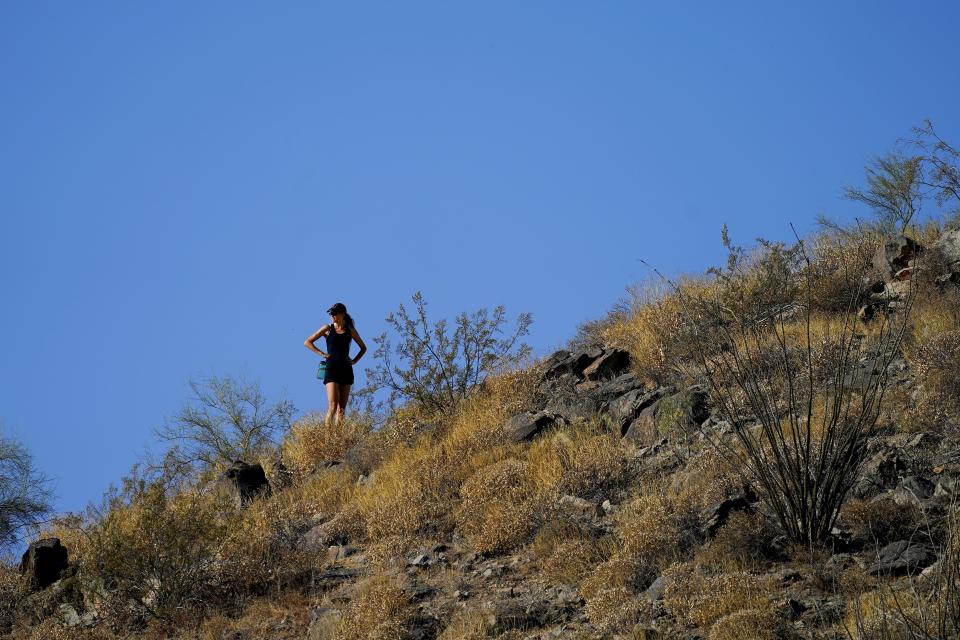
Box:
[868,541,936,576]
[221,460,271,505]
[590,372,645,404]
[874,235,922,279]
[621,386,707,444]
[935,228,960,267]
[605,387,669,436]
[700,486,759,538]
[541,347,603,381]
[853,449,905,499]
[503,410,566,442]
[20,538,69,589]
[581,348,631,381]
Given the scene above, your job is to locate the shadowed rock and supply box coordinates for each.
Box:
[503,411,566,442]
[221,460,271,505]
[868,541,935,576]
[20,538,69,589]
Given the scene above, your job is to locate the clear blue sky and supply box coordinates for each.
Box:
[1,2,958,517]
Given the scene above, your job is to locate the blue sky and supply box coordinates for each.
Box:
[1,2,958,518]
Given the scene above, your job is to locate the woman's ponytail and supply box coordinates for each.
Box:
[345,313,355,330]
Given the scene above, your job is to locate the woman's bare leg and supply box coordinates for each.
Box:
[337,385,351,425]
[325,382,340,426]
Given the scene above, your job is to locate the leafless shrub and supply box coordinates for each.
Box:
[652,226,913,546]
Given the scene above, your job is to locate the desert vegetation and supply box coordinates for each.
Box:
[5,123,960,639]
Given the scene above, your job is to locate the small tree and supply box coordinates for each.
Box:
[361,292,533,413]
[0,431,53,548]
[844,152,924,234]
[153,375,294,480]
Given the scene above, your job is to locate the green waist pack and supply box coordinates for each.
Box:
[316,360,328,379]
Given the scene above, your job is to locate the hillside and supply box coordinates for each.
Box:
[4,218,960,640]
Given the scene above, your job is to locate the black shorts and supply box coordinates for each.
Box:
[323,360,354,386]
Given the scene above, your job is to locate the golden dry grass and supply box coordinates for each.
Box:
[526,420,631,502]
[455,458,544,555]
[281,413,372,474]
[662,563,776,629]
[528,519,616,586]
[332,575,414,640]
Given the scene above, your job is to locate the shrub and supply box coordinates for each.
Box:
[333,575,414,640]
[583,585,654,635]
[616,490,700,571]
[455,459,544,555]
[0,431,54,548]
[662,563,775,630]
[840,497,923,546]
[360,291,532,414]
[82,472,237,626]
[526,422,631,502]
[666,228,912,545]
[281,413,371,474]
[696,510,778,572]
[152,374,294,482]
[529,519,615,586]
[708,608,780,640]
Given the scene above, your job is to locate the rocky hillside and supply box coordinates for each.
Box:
[4,225,960,640]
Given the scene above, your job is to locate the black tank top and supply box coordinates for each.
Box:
[325,324,352,362]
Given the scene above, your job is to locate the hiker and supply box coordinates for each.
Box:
[304,302,367,426]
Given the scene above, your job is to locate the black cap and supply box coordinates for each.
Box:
[326,302,347,315]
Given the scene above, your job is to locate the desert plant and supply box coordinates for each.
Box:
[280,413,371,474]
[360,291,532,413]
[153,375,294,482]
[842,506,960,640]
[657,226,913,546]
[0,430,54,550]
[82,467,238,626]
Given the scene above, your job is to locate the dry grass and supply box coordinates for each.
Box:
[0,563,28,634]
[696,511,776,572]
[526,420,631,502]
[708,608,781,640]
[616,489,701,571]
[599,276,715,386]
[841,497,923,546]
[662,563,776,630]
[332,575,414,640]
[583,585,654,635]
[529,519,615,586]
[281,413,372,474]
[455,458,544,555]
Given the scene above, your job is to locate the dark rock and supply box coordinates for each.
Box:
[20,538,69,589]
[311,567,359,589]
[590,372,645,404]
[896,475,935,501]
[700,486,758,538]
[935,271,960,290]
[874,236,922,279]
[541,347,603,381]
[503,410,565,443]
[606,387,669,437]
[854,449,906,499]
[621,386,707,444]
[581,348,631,381]
[868,541,936,576]
[221,460,271,505]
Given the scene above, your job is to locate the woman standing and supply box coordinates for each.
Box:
[304,302,367,426]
